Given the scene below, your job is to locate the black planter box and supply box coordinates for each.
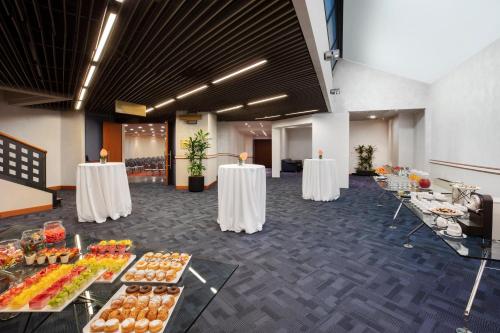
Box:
[355,170,377,176]
[189,176,204,192]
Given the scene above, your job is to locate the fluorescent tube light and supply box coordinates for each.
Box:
[255,115,282,120]
[176,85,208,99]
[75,101,82,110]
[93,13,117,62]
[84,65,96,87]
[154,98,175,108]
[124,124,128,127]
[247,94,287,105]
[215,104,243,113]
[369,115,377,119]
[212,59,267,84]
[146,107,155,113]
[148,124,153,126]
[285,109,319,116]
[79,88,87,101]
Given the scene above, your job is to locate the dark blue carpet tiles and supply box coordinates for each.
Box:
[0,175,499,332]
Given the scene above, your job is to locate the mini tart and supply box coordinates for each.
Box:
[120,318,135,333]
[134,319,150,333]
[90,318,106,332]
[159,262,170,271]
[170,262,182,271]
[104,318,119,333]
[148,262,159,270]
[149,319,163,333]
[153,252,163,258]
[166,286,180,295]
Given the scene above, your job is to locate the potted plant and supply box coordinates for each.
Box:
[354,145,377,176]
[186,129,210,192]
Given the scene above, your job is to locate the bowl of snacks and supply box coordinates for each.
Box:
[20,229,46,257]
[43,221,66,244]
[0,239,23,269]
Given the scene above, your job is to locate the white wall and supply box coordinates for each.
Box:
[0,180,52,214]
[124,135,165,159]
[286,127,312,160]
[217,122,253,166]
[0,101,84,187]
[175,112,218,187]
[428,37,500,196]
[349,119,389,173]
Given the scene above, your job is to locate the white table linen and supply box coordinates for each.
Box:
[76,162,132,223]
[302,158,340,201]
[217,164,266,234]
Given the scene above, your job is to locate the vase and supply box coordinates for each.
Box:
[100,157,107,164]
[319,155,323,159]
[238,159,244,166]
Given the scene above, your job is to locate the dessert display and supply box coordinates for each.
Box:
[83,284,183,333]
[20,229,46,256]
[122,252,191,284]
[43,221,66,244]
[0,239,23,269]
[430,207,464,217]
[0,262,105,312]
[88,239,133,255]
[80,252,136,283]
[31,247,80,265]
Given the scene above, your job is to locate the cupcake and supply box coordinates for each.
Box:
[25,253,36,265]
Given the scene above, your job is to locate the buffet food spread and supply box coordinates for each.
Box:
[0,221,191,332]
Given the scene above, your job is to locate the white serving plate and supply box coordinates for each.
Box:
[120,255,191,285]
[438,230,467,239]
[82,284,184,333]
[93,254,136,284]
[0,269,105,313]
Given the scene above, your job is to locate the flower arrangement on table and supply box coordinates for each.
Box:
[318,149,324,159]
[238,152,248,166]
[100,148,108,164]
[375,166,388,175]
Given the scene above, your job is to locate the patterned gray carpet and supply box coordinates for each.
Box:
[1,175,500,332]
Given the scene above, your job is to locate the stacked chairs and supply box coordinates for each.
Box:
[126,156,165,175]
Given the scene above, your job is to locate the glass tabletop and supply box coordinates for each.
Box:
[375,177,500,262]
[0,228,237,332]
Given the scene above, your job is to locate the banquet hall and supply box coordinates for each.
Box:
[1,1,500,332]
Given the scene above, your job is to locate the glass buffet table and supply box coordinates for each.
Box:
[0,226,237,333]
[375,176,500,333]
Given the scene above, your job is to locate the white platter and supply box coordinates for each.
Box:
[438,230,467,239]
[93,254,136,284]
[82,284,184,333]
[120,255,191,285]
[0,269,105,313]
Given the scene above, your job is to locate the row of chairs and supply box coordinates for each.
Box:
[125,156,165,174]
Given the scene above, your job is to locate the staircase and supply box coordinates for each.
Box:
[0,131,61,215]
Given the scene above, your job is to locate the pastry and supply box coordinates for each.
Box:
[153,285,168,295]
[139,285,152,294]
[117,309,127,322]
[167,286,180,295]
[135,318,149,333]
[124,271,136,281]
[129,307,139,320]
[108,309,120,320]
[149,295,162,308]
[136,261,148,270]
[171,252,180,258]
[155,271,165,281]
[157,305,169,321]
[146,271,155,281]
[161,253,170,259]
[148,262,159,270]
[153,252,163,258]
[161,295,174,308]
[123,295,137,309]
[121,308,131,318]
[147,307,157,321]
[159,262,170,271]
[136,308,149,321]
[100,308,112,321]
[90,318,106,332]
[110,299,123,309]
[125,285,140,295]
[137,295,149,308]
[104,318,119,332]
[120,318,135,333]
[144,252,154,258]
[149,319,163,333]
[134,271,145,281]
[170,262,182,271]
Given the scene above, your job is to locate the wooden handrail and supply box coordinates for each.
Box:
[430,159,500,175]
[0,131,47,153]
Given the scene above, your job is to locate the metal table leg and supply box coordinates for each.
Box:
[403,222,424,248]
[376,190,387,207]
[21,313,32,333]
[389,200,404,229]
[456,256,488,333]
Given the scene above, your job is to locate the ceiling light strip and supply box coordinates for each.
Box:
[215,104,244,113]
[176,85,208,99]
[247,94,287,106]
[285,109,319,116]
[154,98,175,108]
[93,13,117,62]
[212,59,268,84]
[255,115,282,120]
[83,65,96,87]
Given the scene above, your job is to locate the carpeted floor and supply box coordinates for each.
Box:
[1,175,499,332]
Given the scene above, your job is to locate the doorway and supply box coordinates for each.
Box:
[254,139,272,168]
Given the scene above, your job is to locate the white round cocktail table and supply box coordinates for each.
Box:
[76,162,132,223]
[217,164,266,234]
[302,158,340,201]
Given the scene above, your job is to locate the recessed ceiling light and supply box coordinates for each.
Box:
[124,124,128,127]
[250,130,256,134]
[75,101,82,110]
[212,59,267,84]
[244,122,248,126]
[215,104,244,113]
[161,126,165,129]
[142,130,145,132]
[83,65,96,87]
[78,88,87,101]
[285,109,319,116]
[154,98,175,108]
[149,124,153,126]
[369,115,377,119]
[93,13,117,62]
[255,115,282,120]
[176,85,208,99]
[247,94,287,106]
[138,126,142,129]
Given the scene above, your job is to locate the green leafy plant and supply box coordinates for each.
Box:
[186,129,210,177]
[355,144,376,172]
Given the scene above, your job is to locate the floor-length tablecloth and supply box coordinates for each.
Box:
[217,164,266,234]
[302,159,340,201]
[76,162,132,223]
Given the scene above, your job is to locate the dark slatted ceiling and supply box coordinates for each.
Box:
[0,0,327,121]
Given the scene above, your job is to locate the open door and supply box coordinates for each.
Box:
[102,122,123,162]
